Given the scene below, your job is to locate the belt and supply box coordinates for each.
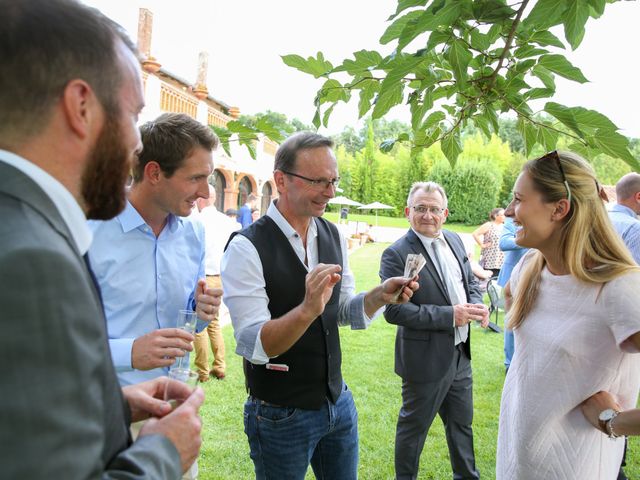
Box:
[248,395,283,408]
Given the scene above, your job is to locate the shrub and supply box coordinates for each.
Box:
[430,160,502,224]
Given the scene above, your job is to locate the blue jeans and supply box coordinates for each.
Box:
[244,383,359,480]
[504,328,514,370]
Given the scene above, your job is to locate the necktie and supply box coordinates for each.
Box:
[432,238,468,344]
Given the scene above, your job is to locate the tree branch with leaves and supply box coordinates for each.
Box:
[282,0,638,170]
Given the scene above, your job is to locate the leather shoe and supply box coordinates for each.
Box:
[198,375,210,383]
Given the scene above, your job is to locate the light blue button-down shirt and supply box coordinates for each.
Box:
[609,204,640,265]
[88,201,205,386]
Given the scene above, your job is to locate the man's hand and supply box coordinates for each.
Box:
[139,387,205,474]
[363,276,419,317]
[122,377,172,423]
[131,329,194,370]
[195,279,223,323]
[454,303,489,328]
[383,276,419,304]
[581,391,621,431]
[299,264,342,319]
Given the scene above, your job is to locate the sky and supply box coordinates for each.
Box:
[82,0,639,138]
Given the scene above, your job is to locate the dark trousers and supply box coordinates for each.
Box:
[395,345,479,480]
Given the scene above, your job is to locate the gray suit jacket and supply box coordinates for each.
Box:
[380,229,482,383]
[0,161,181,479]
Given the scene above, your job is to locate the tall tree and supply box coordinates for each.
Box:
[283,0,639,170]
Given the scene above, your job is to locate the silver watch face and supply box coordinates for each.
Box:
[599,408,617,422]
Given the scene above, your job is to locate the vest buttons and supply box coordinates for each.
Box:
[325,329,330,336]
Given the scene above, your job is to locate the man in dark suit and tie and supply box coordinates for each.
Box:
[380,181,490,480]
[0,0,204,478]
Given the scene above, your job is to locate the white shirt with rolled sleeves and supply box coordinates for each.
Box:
[221,201,375,364]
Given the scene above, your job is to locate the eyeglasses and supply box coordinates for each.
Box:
[281,170,340,190]
[411,205,445,216]
[541,151,571,203]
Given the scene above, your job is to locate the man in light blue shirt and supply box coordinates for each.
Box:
[90,113,223,387]
[609,172,640,265]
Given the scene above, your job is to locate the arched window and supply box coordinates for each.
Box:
[237,176,252,208]
[212,170,226,212]
[261,182,272,214]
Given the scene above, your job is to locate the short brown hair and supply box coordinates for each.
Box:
[274,132,333,173]
[133,113,218,183]
[0,0,134,145]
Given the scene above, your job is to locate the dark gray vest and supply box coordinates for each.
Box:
[234,215,344,410]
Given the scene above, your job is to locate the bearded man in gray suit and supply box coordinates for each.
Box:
[0,0,204,478]
[380,182,490,480]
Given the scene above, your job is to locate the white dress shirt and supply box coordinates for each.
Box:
[221,201,371,364]
[0,149,91,254]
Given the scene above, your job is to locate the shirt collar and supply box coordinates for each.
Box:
[0,149,92,254]
[611,204,637,218]
[118,199,183,234]
[412,228,444,248]
[266,200,318,241]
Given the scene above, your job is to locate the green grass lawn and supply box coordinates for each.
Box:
[197,243,638,479]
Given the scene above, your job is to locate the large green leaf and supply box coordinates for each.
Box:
[380,10,423,44]
[426,29,453,52]
[397,1,462,51]
[537,124,559,151]
[538,54,588,83]
[514,45,548,59]
[409,91,431,130]
[472,0,516,22]
[529,30,565,48]
[422,110,446,129]
[387,0,428,21]
[517,117,538,156]
[525,87,555,100]
[544,102,584,138]
[563,0,590,49]
[524,0,566,29]
[571,106,619,132]
[255,117,286,143]
[447,39,473,86]
[441,130,462,166]
[590,129,640,169]
[281,53,333,78]
[587,0,606,17]
[322,103,336,128]
[531,65,556,89]
[333,50,383,75]
[318,79,350,103]
[470,29,491,51]
[357,80,380,118]
[210,126,233,158]
[472,114,493,140]
[372,83,404,119]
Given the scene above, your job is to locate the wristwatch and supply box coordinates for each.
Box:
[598,409,620,438]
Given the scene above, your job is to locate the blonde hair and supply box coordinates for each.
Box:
[509,151,639,329]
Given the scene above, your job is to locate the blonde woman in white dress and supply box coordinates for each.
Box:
[496,151,640,480]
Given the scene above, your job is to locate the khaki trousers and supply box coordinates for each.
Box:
[194,275,226,379]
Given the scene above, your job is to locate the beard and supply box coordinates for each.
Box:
[82,109,133,220]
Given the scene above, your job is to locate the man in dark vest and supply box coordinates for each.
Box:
[221,132,418,479]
